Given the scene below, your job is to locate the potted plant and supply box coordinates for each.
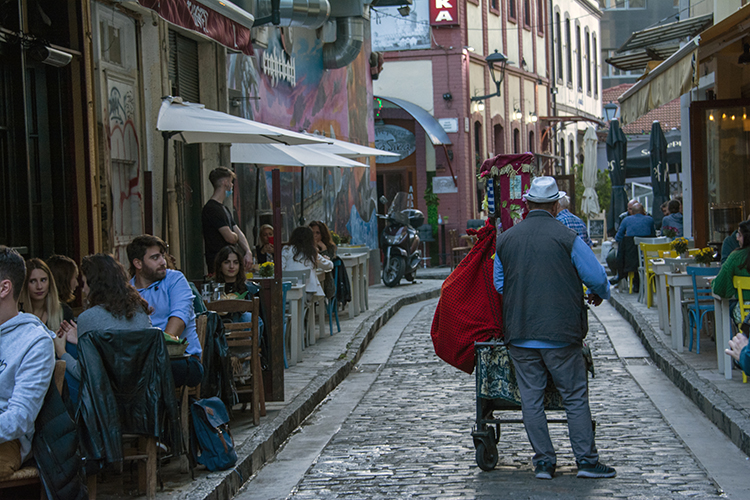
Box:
[671,237,689,258]
[694,247,715,266]
[258,261,274,278]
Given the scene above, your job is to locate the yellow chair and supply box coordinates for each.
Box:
[641,242,673,308]
[732,276,750,383]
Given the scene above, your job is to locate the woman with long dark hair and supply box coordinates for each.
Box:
[713,220,750,326]
[281,226,333,296]
[309,221,337,299]
[46,254,79,307]
[213,245,246,295]
[56,254,152,393]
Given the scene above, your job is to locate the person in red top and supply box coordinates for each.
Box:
[201,167,253,273]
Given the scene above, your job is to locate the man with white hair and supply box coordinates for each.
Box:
[556,196,593,247]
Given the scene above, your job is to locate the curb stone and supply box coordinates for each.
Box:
[608,293,750,457]
[184,285,442,500]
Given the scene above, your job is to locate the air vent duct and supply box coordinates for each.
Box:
[322,16,364,69]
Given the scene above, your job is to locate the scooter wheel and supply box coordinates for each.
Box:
[383,257,405,287]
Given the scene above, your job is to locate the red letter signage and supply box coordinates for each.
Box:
[430,0,459,27]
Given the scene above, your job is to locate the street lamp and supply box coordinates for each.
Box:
[470,50,509,102]
[603,102,618,122]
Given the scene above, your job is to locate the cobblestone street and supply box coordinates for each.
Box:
[278,299,721,499]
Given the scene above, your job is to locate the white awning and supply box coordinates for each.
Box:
[301,133,400,158]
[618,37,699,126]
[156,97,328,145]
[230,143,367,167]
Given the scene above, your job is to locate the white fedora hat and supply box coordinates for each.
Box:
[525,176,565,203]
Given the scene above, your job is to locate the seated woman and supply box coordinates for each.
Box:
[46,254,79,310]
[255,224,275,265]
[55,253,152,400]
[713,220,750,326]
[309,221,337,299]
[18,258,74,332]
[282,226,333,297]
[212,245,262,329]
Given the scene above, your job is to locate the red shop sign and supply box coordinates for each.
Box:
[429,0,459,27]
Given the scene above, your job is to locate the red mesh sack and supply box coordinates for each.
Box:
[430,221,503,374]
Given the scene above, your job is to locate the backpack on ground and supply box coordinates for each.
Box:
[190,397,237,471]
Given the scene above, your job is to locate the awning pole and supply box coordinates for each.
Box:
[161,131,178,241]
[441,145,458,186]
[299,167,306,226]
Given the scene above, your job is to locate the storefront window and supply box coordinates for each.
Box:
[703,105,750,209]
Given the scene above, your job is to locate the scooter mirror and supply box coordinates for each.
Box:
[379,195,388,205]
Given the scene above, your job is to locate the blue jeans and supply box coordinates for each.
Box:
[171,355,204,387]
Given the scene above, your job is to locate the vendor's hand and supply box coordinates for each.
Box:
[586,293,604,306]
[243,251,254,270]
[725,333,748,362]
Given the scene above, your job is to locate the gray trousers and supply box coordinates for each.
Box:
[508,343,599,467]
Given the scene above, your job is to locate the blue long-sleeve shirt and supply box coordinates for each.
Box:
[493,235,609,348]
[615,213,655,242]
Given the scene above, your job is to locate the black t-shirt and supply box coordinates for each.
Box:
[202,199,236,272]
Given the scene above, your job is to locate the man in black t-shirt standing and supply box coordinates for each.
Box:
[202,167,254,273]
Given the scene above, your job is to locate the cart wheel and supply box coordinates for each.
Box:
[475,441,498,471]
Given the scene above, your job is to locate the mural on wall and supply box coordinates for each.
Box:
[227,25,377,248]
[106,78,142,264]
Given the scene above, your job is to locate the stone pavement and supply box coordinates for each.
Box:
[608,287,750,458]
[287,300,721,499]
[93,280,442,500]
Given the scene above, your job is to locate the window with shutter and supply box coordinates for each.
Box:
[168,30,200,103]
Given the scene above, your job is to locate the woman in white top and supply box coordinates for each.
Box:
[281,226,333,297]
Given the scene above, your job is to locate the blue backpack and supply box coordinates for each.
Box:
[190,397,237,471]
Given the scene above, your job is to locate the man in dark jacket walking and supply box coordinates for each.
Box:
[494,177,615,480]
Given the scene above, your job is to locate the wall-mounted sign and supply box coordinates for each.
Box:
[375,124,416,164]
[438,118,458,133]
[433,176,458,194]
[429,0,459,27]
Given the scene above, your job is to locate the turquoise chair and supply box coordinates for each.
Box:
[282,281,292,369]
[686,266,720,354]
[327,260,342,336]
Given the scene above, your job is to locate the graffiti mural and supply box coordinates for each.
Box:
[107,78,142,262]
[227,25,376,249]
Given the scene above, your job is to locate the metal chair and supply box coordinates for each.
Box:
[732,275,750,383]
[417,224,434,268]
[686,266,720,354]
[640,242,673,308]
[327,260,342,335]
[634,236,670,302]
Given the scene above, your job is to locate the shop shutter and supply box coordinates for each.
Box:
[168,30,200,103]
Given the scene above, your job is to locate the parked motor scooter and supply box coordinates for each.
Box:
[379,192,423,287]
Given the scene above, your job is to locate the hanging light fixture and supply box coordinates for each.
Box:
[470,50,510,102]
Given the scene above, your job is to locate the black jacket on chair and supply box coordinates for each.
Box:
[617,236,640,275]
[77,328,181,465]
[334,257,351,305]
[33,377,87,500]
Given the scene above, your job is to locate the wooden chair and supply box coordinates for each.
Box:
[449,229,472,270]
[206,298,266,426]
[0,361,66,499]
[177,314,208,473]
[732,276,750,383]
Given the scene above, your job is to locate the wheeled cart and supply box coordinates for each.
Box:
[471,340,596,471]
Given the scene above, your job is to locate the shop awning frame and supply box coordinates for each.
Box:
[130,0,255,55]
[618,37,699,126]
[606,43,681,72]
[617,13,712,53]
[374,95,457,185]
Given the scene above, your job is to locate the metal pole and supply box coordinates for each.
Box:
[299,166,305,226]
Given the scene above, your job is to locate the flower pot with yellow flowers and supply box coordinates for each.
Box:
[671,237,689,258]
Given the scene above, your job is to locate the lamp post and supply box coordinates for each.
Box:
[603,102,618,122]
[470,50,509,102]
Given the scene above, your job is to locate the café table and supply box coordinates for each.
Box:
[651,259,673,333]
[711,288,733,380]
[285,282,305,366]
[340,251,369,318]
[666,271,696,353]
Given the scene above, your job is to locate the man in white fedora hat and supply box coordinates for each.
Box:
[493,176,614,480]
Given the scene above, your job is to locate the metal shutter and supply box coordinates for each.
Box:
[168,30,200,103]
